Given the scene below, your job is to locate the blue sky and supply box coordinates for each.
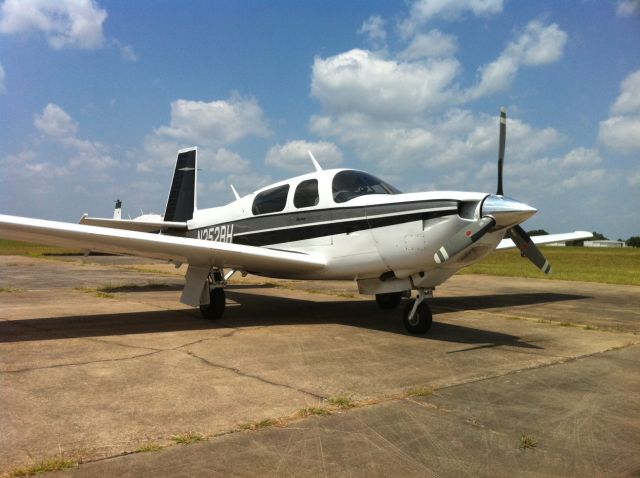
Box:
[1,0,639,239]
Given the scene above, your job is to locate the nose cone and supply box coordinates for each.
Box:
[481,195,537,228]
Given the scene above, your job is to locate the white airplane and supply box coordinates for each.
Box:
[0,109,591,333]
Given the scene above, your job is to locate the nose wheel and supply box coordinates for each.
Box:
[402,289,433,334]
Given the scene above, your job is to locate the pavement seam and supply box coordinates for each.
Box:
[179,348,326,400]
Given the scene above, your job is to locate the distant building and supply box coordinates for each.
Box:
[584,240,626,248]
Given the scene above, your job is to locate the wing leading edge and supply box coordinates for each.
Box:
[0,214,325,274]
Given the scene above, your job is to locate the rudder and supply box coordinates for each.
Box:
[164,147,197,222]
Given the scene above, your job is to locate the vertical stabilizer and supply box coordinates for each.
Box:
[113,199,122,220]
[164,148,197,222]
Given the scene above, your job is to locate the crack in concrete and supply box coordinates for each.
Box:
[180,349,325,400]
[1,349,164,374]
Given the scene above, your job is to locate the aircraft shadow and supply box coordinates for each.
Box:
[0,289,588,349]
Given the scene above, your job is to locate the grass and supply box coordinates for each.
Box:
[0,239,83,257]
[74,286,115,299]
[327,396,356,409]
[239,418,279,431]
[9,456,76,477]
[297,406,332,417]
[135,443,163,453]
[0,286,20,293]
[405,387,433,397]
[518,434,538,450]
[461,246,640,286]
[171,432,205,445]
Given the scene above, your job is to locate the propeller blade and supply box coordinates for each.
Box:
[434,216,496,264]
[510,225,552,274]
[497,107,506,196]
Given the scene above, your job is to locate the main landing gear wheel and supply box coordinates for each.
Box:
[402,289,433,334]
[375,292,403,309]
[200,287,225,320]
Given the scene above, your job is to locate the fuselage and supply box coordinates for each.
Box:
[182,169,507,291]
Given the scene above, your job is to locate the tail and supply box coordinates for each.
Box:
[163,147,198,222]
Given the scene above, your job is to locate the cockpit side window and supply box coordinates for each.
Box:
[293,179,319,208]
[332,170,402,203]
[252,184,290,215]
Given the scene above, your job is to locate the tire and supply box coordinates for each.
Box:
[375,292,403,309]
[199,287,226,320]
[402,300,432,334]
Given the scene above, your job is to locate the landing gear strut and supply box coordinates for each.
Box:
[402,288,433,334]
[199,270,226,320]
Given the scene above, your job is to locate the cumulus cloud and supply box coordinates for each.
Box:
[358,15,386,48]
[0,62,5,94]
[400,0,503,37]
[0,0,107,49]
[138,94,268,173]
[33,103,118,175]
[399,30,458,60]
[599,69,640,154]
[265,140,343,172]
[465,21,568,100]
[312,49,460,119]
[616,0,640,17]
[154,94,269,146]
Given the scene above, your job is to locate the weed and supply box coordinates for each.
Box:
[171,432,205,445]
[405,387,433,397]
[9,456,76,477]
[327,396,356,409]
[74,286,115,299]
[559,321,574,327]
[518,434,538,450]
[298,406,332,417]
[0,286,19,293]
[239,418,278,430]
[135,442,163,453]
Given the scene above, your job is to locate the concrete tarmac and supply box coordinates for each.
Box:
[1,255,639,477]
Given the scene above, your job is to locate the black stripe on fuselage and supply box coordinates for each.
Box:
[186,199,459,247]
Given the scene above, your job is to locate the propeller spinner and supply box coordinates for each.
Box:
[434,108,553,275]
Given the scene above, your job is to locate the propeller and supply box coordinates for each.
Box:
[434,107,553,275]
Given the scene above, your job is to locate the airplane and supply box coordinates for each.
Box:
[0,109,592,334]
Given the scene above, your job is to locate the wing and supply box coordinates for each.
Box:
[0,214,325,274]
[497,231,593,250]
[79,214,187,233]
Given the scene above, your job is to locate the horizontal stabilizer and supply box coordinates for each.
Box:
[79,215,187,233]
[497,231,593,250]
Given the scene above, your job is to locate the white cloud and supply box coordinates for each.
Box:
[265,140,343,172]
[400,0,503,37]
[611,70,640,115]
[399,30,458,60]
[139,94,268,173]
[154,94,269,146]
[599,69,640,154]
[616,0,640,17]
[312,49,460,119]
[598,115,640,154]
[33,103,117,176]
[465,21,568,99]
[0,62,5,94]
[34,103,78,138]
[0,0,107,49]
[358,15,386,47]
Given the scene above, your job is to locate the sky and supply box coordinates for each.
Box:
[0,0,639,239]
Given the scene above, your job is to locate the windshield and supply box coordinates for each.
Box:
[332,170,402,203]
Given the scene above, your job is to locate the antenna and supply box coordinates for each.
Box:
[230,184,240,200]
[308,151,323,172]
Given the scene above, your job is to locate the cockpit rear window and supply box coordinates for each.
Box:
[332,170,401,203]
[294,179,319,208]
[252,184,290,215]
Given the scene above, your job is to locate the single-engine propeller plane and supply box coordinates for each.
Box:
[0,109,592,333]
